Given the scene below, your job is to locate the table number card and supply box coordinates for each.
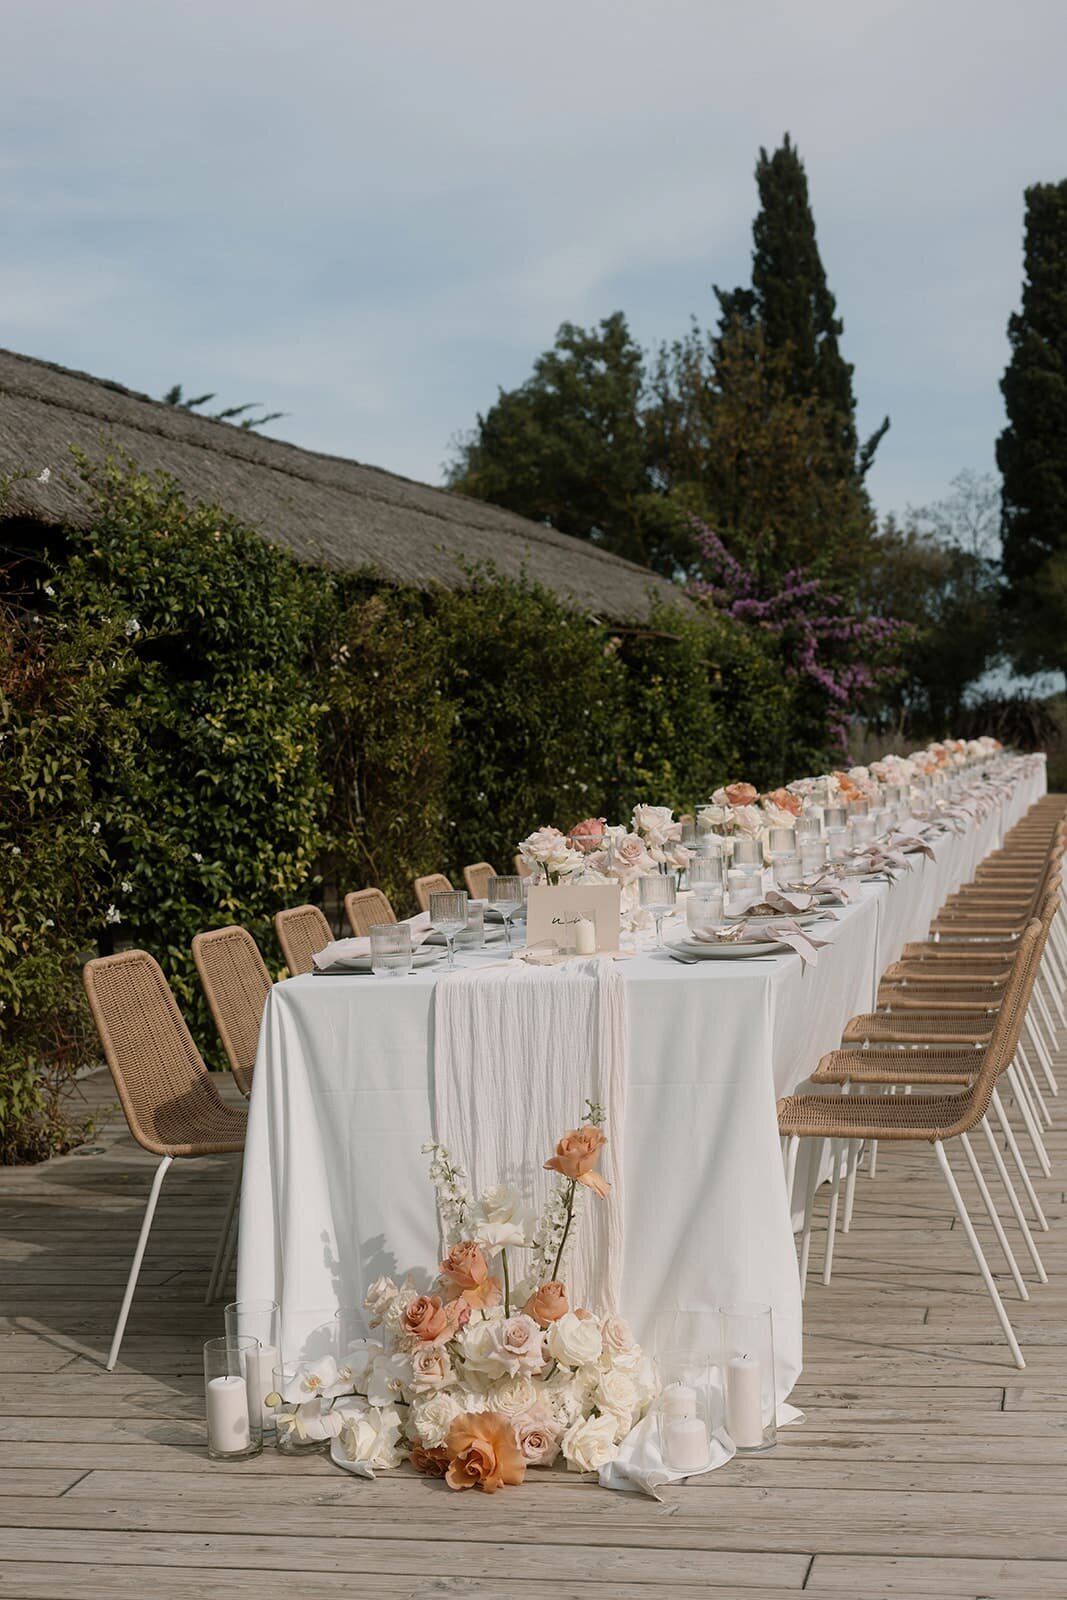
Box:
[525,882,621,954]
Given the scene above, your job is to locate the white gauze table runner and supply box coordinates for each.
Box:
[433,957,628,1313]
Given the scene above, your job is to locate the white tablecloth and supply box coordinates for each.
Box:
[237,758,1046,1404]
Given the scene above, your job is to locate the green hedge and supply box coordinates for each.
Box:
[1,459,799,1161]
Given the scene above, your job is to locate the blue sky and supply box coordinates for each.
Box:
[2,0,1065,524]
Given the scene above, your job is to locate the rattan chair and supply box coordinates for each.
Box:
[192,926,272,1098]
[82,950,248,1369]
[515,855,534,879]
[780,920,1044,1366]
[274,904,333,976]
[344,887,397,938]
[463,861,496,900]
[413,872,453,913]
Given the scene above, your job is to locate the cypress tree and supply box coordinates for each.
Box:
[718,134,889,483]
[997,179,1067,676]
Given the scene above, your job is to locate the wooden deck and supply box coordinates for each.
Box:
[1,1052,1065,1600]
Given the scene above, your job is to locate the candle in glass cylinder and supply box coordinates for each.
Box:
[725,1354,763,1449]
[664,1415,709,1472]
[573,916,596,956]
[245,1343,279,1431]
[206,1374,251,1454]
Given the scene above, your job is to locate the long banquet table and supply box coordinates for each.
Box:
[238,758,1046,1405]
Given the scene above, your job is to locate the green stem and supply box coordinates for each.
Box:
[551,1180,577,1282]
[501,1248,510,1316]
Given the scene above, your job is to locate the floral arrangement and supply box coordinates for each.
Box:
[271,1108,655,1493]
[517,805,691,920]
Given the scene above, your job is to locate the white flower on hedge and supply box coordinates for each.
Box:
[37,468,51,483]
[43,583,56,597]
[546,1311,603,1369]
[409,1390,463,1449]
[124,618,141,637]
[90,822,100,834]
[408,1344,452,1394]
[120,880,133,894]
[561,1411,620,1473]
[337,1402,404,1470]
[104,905,121,925]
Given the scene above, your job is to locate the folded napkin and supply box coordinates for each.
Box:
[691,919,829,967]
[757,890,838,918]
[793,871,854,904]
[890,828,936,860]
[312,912,432,971]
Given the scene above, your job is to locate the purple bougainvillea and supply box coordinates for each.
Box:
[688,517,910,753]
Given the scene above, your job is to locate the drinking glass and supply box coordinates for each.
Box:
[799,838,826,877]
[767,826,796,857]
[487,875,523,947]
[689,856,724,890]
[456,901,485,949]
[731,836,763,869]
[429,889,468,968]
[822,806,847,831]
[204,1335,262,1460]
[639,874,676,948]
[687,890,723,934]
[772,853,801,889]
[795,814,821,840]
[370,922,412,976]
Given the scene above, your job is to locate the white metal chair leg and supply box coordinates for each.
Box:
[868,1138,878,1179]
[934,1141,1025,1370]
[108,1155,172,1371]
[958,1132,1028,1301]
[842,1139,861,1232]
[1006,1062,1052,1176]
[980,1116,1047,1282]
[1026,1012,1060,1098]
[991,1087,1049,1230]
[205,1159,243,1306]
[1039,963,1065,1032]
[1032,986,1058,1053]
[822,1140,847,1285]
[798,1136,826,1296]
[784,1135,800,1213]
[1018,1036,1053,1128]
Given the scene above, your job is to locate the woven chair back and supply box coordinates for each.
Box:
[413,873,453,913]
[192,925,272,1096]
[344,888,397,938]
[462,862,495,900]
[274,904,333,977]
[82,950,242,1158]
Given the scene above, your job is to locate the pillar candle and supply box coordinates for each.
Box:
[243,1343,279,1430]
[725,1354,763,1448]
[664,1416,709,1472]
[574,917,596,956]
[206,1374,251,1454]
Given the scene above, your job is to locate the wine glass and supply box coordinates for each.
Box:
[639,873,676,948]
[487,875,523,947]
[429,889,468,969]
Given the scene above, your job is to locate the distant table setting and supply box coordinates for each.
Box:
[235,739,1045,1489]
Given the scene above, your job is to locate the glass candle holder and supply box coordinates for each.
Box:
[720,1302,777,1454]
[370,922,412,976]
[731,836,763,868]
[654,1351,716,1475]
[849,815,876,850]
[224,1300,280,1439]
[822,805,847,831]
[799,838,827,876]
[772,853,801,889]
[847,798,870,818]
[795,814,821,840]
[767,826,796,857]
[825,827,848,863]
[204,1335,262,1460]
[455,901,485,948]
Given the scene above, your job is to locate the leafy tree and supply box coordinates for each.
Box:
[716,135,888,483]
[997,179,1067,678]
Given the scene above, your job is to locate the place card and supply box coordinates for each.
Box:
[525,882,621,954]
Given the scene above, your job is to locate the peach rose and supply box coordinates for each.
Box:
[445,1411,526,1494]
[724,782,758,807]
[544,1125,610,1197]
[523,1280,569,1328]
[401,1294,463,1345]
[410,1442,450,1477]
[764,787,803,817]
[440,1240,503,1311]
[568,817,606,853]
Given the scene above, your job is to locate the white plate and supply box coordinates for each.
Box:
[667,938,793,961]
[426,925,509,946]
[312,947,445,975]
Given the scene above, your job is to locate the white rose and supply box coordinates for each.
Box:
[458,1317,500,1374]
[338,1403,404,1468]
[600,1315,636,1360]
[761,802,798,830]
[546,1311,603,1369]
[731,805,763,837]
[561,1411,620,1473]
[486,1374,537,1417]
[475,1184,525,1226]
[408,1343,452,1394]
[381,1282,418,1336]
[473,1219,531,1252]
[596,1368,638,1436]
[409,1390,462,1449]
[363,1276,398,1326]
[484,1315,546,1378]
[632,803,676,839]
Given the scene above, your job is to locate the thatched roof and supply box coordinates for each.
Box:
[0,348,689,621]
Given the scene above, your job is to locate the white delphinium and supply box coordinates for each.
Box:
[421,1141,472,1245]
